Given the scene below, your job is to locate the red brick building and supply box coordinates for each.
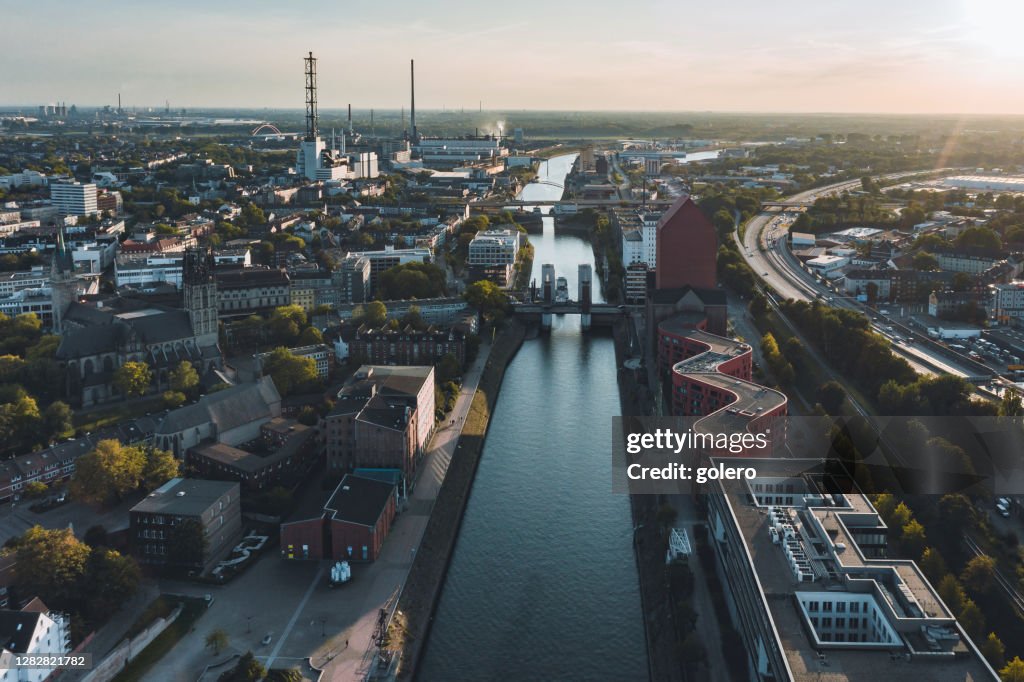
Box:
[658,321,787,455]
[655,196,718,291]
[280,474,397,562]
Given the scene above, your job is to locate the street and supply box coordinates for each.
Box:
[140,340,493,681]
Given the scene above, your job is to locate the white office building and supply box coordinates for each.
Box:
[50,182,98,217]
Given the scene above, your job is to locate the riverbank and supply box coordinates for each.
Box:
[391,319,527,680]
[612,318,684,682]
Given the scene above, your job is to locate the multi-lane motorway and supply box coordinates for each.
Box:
[735,172,997,384]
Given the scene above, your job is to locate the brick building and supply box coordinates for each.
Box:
[280,474,397,562]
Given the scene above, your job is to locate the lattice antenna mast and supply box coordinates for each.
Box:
[304,51,318,141]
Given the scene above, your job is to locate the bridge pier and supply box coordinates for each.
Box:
[580,313,592,331]
[541,312,552,331]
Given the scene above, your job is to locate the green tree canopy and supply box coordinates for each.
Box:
[12,526,90,609]
[113,361,152,398]
[378,262,447,300]
[260,348,319,397]
[169,361,199,394]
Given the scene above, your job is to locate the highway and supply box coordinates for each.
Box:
[736,171,993,382]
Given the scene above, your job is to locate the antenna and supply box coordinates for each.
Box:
[304,51,318,141]
[410,59,417,143]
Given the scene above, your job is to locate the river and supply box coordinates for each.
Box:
[417,153,648,680]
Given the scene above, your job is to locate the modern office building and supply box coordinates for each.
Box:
[468,229,520,285]
[129,478,242,572]
[50,181,98,217]
[705,457,998,681]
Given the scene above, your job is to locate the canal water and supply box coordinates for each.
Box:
[417,154,648,680]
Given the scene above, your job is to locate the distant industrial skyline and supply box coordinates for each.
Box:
[6,0,1024,114]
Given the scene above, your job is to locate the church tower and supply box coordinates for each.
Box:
[183,247,218,347]
[49,227,77,334]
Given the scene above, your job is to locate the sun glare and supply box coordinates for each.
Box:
[964,0,1024,58]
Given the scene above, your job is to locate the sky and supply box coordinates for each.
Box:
[6,0,1024,114]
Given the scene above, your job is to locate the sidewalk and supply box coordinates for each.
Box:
[313,340,493,680]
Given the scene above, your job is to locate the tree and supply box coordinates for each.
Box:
[260,347,319,397]
[141,446,180,491]
[218,652,265,682]
[297,326,323,345]
[206,628,230,656]
[919,547,947,583]
[1001,657,1024,682]
[436,353,462,383]
[24,481,48,499]
[163,390,187,408]
[167,518,207,568]
[0,393,40,446]
[69,440,147,507]
[464,280,507,317]
[999,391,1023,417]
[912,252,940,271]
[981,632,1006,669]
[13,526,90,610]
[378,262,447,300]
[937,574,966,614]
[113,361,152,399]
[816,381,846,415]
[268,305,307,345]
[400,305,426,330]
[365,300,387,327]
[958,599,985,640]
[900,519,927,556]
[955,226,1001,251]
[264,669,303,682]
[83,525,109,547]
[961,555,996,595]
[81,548,140,622]
[41,401,73,443]
[169,361,199,395]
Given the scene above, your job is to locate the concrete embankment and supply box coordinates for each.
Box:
[612,318,684,682]
[392,319,527,680]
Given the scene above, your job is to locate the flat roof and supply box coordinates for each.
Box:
[713,458,996,682]
[131,477,237,516]
[324,474,396,527]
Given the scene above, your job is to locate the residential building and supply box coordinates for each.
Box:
[349,325,466,366]
[0,599,71,682]
[335,255,370,305]
[129,478,242,572]
[990,281,1024,324]
[281,474,397,562]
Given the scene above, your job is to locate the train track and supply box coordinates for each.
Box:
[963,534,1024,616]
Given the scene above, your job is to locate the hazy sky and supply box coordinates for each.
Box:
[6,0,1024,113]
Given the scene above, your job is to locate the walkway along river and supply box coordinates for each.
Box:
[417,154,648,680]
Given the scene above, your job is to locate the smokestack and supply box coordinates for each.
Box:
[348,103,352,136]
[118,93,121,112]
[370,108,374,136]
[410,59,417,144]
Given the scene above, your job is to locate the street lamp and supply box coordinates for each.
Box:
[246,615,252,634]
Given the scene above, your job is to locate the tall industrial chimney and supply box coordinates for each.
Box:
[348,103,352,137]
[410,59,417,144]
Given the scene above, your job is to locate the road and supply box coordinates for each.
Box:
[736,170,993,383]
[143,341,493,682]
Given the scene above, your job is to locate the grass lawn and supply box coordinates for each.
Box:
[73,396,165,433]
